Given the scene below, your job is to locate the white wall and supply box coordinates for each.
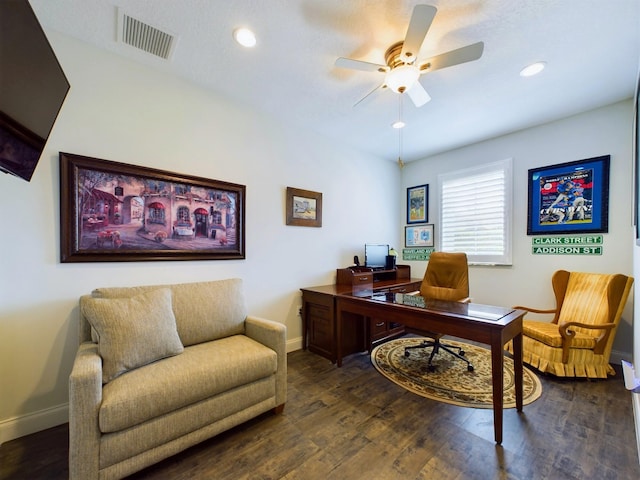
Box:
[0,32,402,443]
[1,28,635,446]
[401,100,635,358]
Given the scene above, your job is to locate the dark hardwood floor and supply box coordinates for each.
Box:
[2,347,639,480]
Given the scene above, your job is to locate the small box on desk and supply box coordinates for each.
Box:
[336,265,412,287]
[336,267,373,292]
[336,267,374,289]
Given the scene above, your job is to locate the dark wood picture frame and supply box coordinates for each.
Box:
[60,152,245,262]
[286,187,322,227]
[527,155,610,235]
[407,184,428,224]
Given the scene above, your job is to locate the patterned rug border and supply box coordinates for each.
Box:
[371,337,542,409]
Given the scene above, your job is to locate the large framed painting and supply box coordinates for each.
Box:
[59,152,245,262]
[527,155,610,235]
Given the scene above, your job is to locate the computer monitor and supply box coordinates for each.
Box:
[364,244,389,269]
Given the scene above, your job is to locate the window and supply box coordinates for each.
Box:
[148,202,166,225]
[177,206,190,225]
[438,158,512,265]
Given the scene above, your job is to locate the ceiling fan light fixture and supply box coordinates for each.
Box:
[233,27,257,48]
[520,61,546,77]
[385,64,420,93]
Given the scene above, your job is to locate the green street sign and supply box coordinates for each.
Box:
[532,246,602,255]
[531,235,603,246]
[402,248,434,261]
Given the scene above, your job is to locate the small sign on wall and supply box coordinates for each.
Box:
[402,247,435,261]
[531,235,603,255]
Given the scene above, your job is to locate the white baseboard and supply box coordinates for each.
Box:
[0,403,68,446]
[611,349,630,366]
[287,336,303,353]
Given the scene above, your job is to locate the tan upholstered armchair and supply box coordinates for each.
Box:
[507,270,633,378]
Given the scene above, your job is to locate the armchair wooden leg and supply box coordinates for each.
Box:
[273,404,285,414]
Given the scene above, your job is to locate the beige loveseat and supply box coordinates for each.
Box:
[69,279,287,480]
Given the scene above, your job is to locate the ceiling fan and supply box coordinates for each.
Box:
[335,4,484,108]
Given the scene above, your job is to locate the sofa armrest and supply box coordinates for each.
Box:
[68,342,103,480]
[245,316,287,408]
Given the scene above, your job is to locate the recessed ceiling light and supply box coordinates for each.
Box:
[392,120,406,129]
[233,27,256,48]
[520,61,546,77]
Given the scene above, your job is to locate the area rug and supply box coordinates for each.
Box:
[371,337,542,408]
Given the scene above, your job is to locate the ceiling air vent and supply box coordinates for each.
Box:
[117,9,177,60]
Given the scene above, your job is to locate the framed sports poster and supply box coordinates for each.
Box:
[407,184,428,224]
[527,155,610,235]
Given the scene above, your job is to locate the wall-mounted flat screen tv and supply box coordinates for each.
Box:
[0,0,70,182]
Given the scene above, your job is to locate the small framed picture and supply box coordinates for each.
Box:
[405,224,434,247]
[286,187,322,227]
[407,184,428,224]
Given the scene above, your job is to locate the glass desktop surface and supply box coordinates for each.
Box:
[359,291,515,322]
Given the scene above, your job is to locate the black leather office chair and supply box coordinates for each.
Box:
[404,252,474,372]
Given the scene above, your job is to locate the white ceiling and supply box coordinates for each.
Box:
[30,0,640,163]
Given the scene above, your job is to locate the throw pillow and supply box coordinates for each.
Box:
[82,288,184,383]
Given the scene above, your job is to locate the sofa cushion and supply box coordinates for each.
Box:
[99,335,277,433]
[92,279,247,346]
[82,288,184,383]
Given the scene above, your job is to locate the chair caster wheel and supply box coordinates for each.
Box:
[428,365,436,372]
[404,351,410,357]
[459,350,465,356]
[467,365,474,372]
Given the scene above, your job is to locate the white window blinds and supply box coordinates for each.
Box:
[438,158,512,265]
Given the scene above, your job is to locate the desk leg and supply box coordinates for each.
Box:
[491,340,504,445]
[336,306,343,368]
[513,333,524,412]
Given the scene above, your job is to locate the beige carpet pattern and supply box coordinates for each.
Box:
[371,337,542,409]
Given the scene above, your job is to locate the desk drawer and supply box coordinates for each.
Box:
[352,273,373,285]
[371,318,388,337]
[370,318,405,342]
[308,303,330,320]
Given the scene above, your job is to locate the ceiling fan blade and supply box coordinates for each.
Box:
[353,83,387,108]
[419,41,484,73]
[406,81,431,107]
[335,57,388,73]
[401,5,437,63]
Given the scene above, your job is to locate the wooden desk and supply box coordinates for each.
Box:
[301,267,422,363]
[336,291,525,445]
